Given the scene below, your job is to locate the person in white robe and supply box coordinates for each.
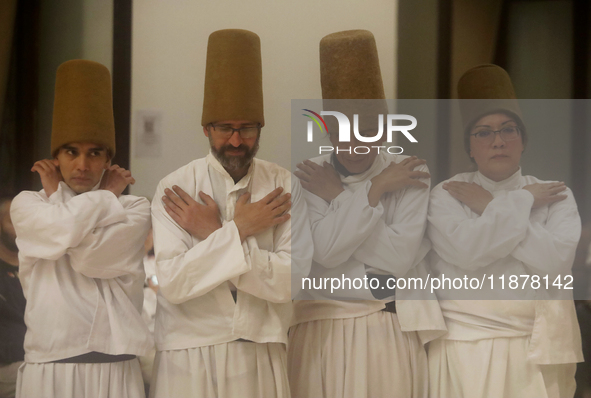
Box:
[427,64,583,398]
[149,29,312,398]
[288,30,446,398]
[10,60,153,398]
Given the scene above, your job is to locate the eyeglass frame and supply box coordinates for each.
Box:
[207,123,262,139]
[469,125,521,144]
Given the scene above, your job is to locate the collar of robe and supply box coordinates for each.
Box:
[331,152,387,186]
[474,167,523,192]
[48,180,101,201]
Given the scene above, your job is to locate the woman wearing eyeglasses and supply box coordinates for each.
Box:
[426,65,583,398]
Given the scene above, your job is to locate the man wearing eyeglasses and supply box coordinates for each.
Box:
[148,29,309,398]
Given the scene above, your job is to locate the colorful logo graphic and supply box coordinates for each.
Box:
[302,109,329,141]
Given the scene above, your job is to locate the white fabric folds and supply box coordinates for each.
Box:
[16,359,145,398]
[151,154,302,350]
[149,342,290,398]
[10,183,154,363]
[428,337,576,398]
[288,311,428,398]
[427,169,583,365]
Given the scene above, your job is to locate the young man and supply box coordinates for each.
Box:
[149,29,311,398]
[10,60,153,398]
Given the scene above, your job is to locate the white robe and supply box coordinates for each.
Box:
[10,182,153,398]
[427,169,583,398]
[289,152,446,398]
[150,153,311,398]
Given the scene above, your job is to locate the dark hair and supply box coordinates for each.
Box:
[464,110,528,162]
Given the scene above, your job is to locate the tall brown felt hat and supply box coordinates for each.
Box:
[458,64,526,155]
[319,30,388,133]
[51,60,116,157]
[202,29,264,127]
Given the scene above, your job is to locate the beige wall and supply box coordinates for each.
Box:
[396,0,439,181]
[37,0,113,161]
[449,0,503,177]
[130,0,397,198]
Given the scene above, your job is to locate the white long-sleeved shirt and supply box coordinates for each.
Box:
[10,182,154,363]
[151,153,310,350]
[427,169,583,365]
[293,152,446,344]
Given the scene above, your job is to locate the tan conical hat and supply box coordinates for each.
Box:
[51,60,116,157]
[319,30,388,134]
[201,29,264,127]
[458,64,526,155]
[458,64,526,149]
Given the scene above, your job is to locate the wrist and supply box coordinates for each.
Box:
[43,179,60,197]
[370,175,384,190]
[46,182,59,196]
[209,222,223,237]
[369,177,384,197]
[45,187,57,197]
[325,186,344,202]
[368,180,383,208]
[103,188,121,198]
[238,227,249,242]
[234,219,249,242]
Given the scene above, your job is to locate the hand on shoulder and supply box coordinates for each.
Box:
[234,187,291,242]
[31,159,62,197]
[100,165,136,197]
[523,182,567,209]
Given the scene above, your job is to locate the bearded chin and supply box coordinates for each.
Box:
[210,138,260,171]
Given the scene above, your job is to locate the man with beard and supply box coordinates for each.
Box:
[149,29,305,398]
[0,194,25,398]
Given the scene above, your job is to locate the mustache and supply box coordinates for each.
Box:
[218,144,251,153]
[209,134,260,171]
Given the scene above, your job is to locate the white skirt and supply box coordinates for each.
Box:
[428,336,576,398]
[16,358,144,398]
[149,341,290,398]
[288,311,428,398]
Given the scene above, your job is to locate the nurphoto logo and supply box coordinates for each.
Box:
[302,109,418,155]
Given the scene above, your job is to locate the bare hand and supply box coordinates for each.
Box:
[31,159,62,197]
[234,187,291,242]
[294,160,344,202]
[523,182,567,209]
[368,156,430,207]
[443,181,493,215]
[162,186,221,240]
[99,165,135,197]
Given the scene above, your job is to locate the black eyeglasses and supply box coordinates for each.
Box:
[470,125,520,145]
[209,123,261,139]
